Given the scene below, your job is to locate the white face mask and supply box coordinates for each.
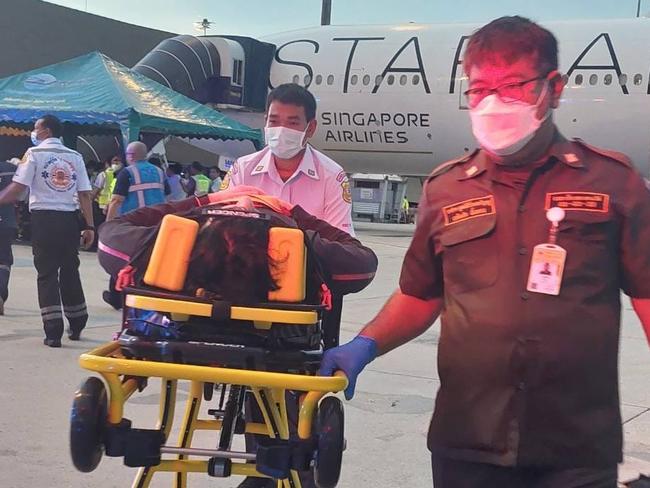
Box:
[264,126,307,160]
[111,163,122,172]
[469,83,550,156]
[30,130,42,146]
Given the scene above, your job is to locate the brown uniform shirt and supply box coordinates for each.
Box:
[400,130,650,467]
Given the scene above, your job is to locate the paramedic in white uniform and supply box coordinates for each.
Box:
[221,83,354,236]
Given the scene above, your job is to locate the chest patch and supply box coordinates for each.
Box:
[545,192,609,213]
[442,195,495,226]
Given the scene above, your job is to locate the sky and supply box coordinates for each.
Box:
[47,0,648,37]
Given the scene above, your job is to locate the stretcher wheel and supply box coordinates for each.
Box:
[70,376,108,472]
[313,396,344,488]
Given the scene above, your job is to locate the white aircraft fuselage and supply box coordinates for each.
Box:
[255,19,650,176]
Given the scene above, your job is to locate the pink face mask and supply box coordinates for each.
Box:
[469,83,550,156]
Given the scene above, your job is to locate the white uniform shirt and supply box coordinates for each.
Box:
[222,146,354,235]
[13,138,91,212]
[93,170,106,190]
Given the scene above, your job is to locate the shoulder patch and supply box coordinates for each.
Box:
[573,139,632,168]
[427,149,479,182]
[340,177,351,204]
[220,171,232,190]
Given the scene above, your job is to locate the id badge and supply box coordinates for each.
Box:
[526,243,566,296]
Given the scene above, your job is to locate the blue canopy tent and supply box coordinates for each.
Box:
[0,51,263,149]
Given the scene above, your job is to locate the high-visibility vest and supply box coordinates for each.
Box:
[192,174,211,196]
[402,197,410,212]
[120,162,166,215]
[97,168,115,207]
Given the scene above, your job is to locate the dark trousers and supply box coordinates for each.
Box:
[31,211,88,340]
[0,227,14,301]
[244,391,315,487]
[431,453,617,488]
[241,297,343,487]
[91,201,105,250]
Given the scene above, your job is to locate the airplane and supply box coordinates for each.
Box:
[133,18,650,178]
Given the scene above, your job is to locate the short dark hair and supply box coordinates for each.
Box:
[39,114,63,138]
[149,157,162,168]
[266,83,317,121]
[464,16,558,76]
[185,217,278,303]
[191,161,204,172]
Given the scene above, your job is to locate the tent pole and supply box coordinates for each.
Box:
[121,112,141,147]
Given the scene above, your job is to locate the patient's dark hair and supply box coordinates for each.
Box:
[185,217,278,303]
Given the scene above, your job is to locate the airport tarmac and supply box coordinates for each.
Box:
[0,222,647,488]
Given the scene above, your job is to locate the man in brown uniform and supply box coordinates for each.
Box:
[320,16,650,488]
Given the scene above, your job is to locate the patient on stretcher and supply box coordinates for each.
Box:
[97,187,377,353]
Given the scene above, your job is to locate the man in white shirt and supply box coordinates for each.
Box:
[227,84,353,488]
[222,83,354,236]
[0,115,94,347]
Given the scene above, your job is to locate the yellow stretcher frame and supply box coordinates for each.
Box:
[77,292,347,488]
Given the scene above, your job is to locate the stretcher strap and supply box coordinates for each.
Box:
[210,300,231,321]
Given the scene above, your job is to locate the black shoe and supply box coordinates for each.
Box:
[102,290,122,310]
[236,477,276,488]
[68,331,81,341]
[43,338,62,348]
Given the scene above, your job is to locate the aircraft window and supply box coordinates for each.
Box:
[315,74,322,85]
[574,74,583,86]
[327,74,334,85]
[619,73,628,85]
[292,74,300,84]
[387,75,395,85]
[351,74,358,85]
[412,74,420,85]
[634,73,643,85]
[589,74,598,86]
[375,75,383,86]
[399,75,407,86]
[304,74,312,85]
[362,74,371,85]
[604,74,612,85]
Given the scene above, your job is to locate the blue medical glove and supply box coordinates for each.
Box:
[319,335,378,400]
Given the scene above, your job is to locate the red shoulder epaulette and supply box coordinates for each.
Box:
[573,138,632,168]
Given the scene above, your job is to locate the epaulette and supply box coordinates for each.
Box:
[573,138,632,168]
[426,149,479,182]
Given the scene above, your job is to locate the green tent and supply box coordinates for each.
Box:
[0,51,262,146]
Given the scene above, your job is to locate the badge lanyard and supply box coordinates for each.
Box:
[526,207,567,296]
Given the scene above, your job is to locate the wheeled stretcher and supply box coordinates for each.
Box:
[70,214,348,488]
